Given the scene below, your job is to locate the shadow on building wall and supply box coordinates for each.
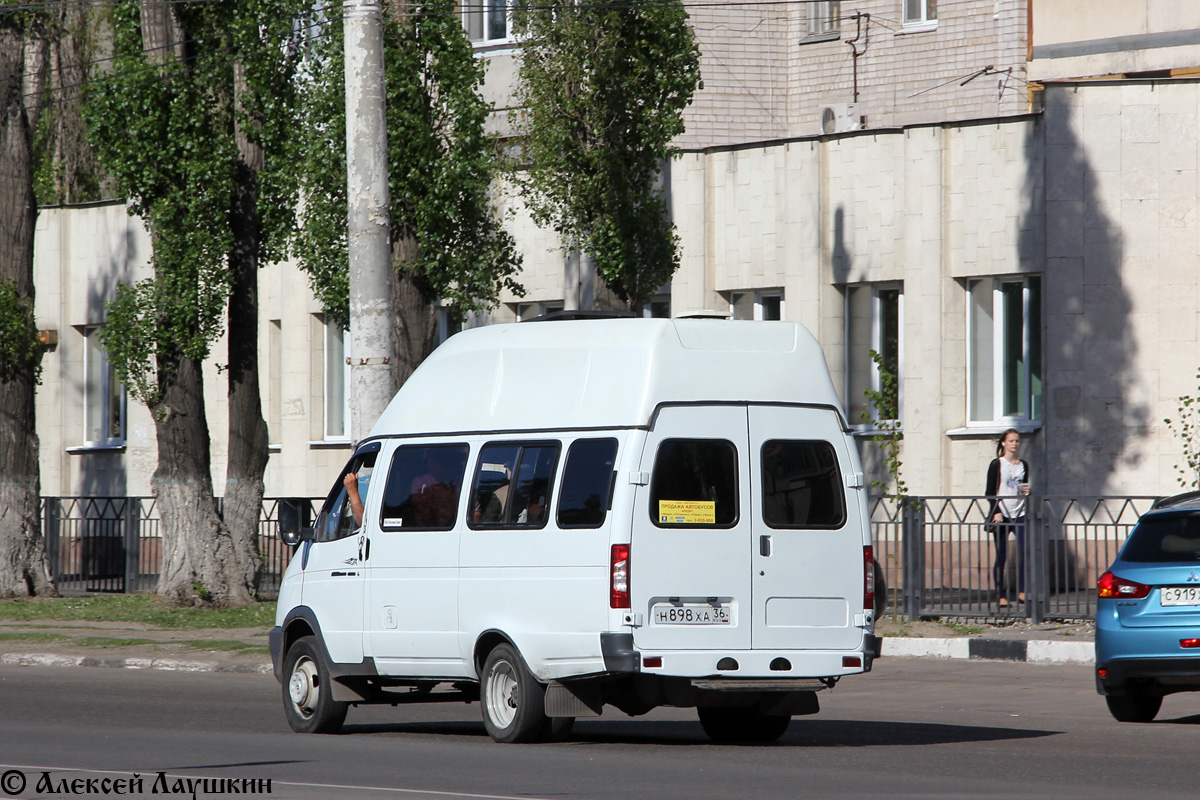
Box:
[73,222,140,499]
[1031,88,1146,496]
[830,204,891,487]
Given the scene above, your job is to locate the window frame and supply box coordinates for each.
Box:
[649,437,741,530]
[845,283,903,430]
[806,1,841,38]
[81,325,127,447]
[515,301,564,321]
[378,443,470,532]
[760,439,847,530]
[323,319,351,441]
[902,0,938,29]
[467,440,562,530]
[730,290,784,321]
[463,0,517,49]
[966,275,1043,426]
[556,437,619,530]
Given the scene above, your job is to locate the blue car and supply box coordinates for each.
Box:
[1095,492,1200,722]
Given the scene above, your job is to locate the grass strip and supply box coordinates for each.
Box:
[0,595,275,630]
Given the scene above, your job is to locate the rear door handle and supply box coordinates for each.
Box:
[760,534,772,557]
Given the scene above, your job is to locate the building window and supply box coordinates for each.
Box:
[324,320,351,440]
[515,301,564,321]
[807,1,841,36]
[730,290,783,321]
[903,0,937,26]
[846,284,902,427]
[83,326,126,446]
[968,276,1042,424]
[642,293,671,319]
[464,0,513,46]
[268,319,281,446]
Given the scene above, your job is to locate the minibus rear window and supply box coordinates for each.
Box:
[557,438,618,529]
[378,444,469,531]
[650,439,738,528]
[761,439,845,529]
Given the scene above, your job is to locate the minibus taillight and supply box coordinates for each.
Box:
[611,544,631,609]
[864,546,875,611]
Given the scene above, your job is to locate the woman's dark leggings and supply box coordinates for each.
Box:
[992,516,1026,599]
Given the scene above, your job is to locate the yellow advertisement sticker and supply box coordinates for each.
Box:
[659,500,716,525]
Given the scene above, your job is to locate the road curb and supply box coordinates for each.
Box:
[882,636,1094,665]
[0,652,273,674]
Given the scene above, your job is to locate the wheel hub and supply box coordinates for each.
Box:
[289,661,316,708]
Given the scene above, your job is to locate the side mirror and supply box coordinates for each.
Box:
[278,498,313,546]
[280,526,314,548]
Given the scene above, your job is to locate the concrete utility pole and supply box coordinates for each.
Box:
[344,0,393,442]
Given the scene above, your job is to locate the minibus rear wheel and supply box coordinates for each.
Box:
[282,636,349,734]
[481,643,550,743]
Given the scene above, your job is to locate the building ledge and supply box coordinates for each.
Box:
[66,444,126,454]
[308,440,353,450]
[945,421,1043,438]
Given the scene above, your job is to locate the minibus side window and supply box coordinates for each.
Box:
[649,439,738,528]
[557,438,618,529]
[761,439,846,529]
[470,442,560,528]
[378,444,469,531]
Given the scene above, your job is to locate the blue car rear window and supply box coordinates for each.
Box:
[1122,513,1200,562]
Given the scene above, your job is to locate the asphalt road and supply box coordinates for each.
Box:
[2,658,1199,799]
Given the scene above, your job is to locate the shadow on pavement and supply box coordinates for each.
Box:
[341,718,1061,747]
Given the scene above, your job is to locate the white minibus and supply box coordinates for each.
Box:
[270,317,880,743]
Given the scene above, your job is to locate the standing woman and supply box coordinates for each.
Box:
[987,429,1031,608]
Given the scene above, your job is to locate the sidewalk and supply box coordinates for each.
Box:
[0,616,1097,674]
[877,618,1096,665]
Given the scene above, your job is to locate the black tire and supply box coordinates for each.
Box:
[481,643,550,743]
[282,636,349,734]
[697,706,791,743]
[542,715,576,742]
[1105,691,1162,723]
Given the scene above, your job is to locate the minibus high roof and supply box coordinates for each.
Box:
[369,318,845,437]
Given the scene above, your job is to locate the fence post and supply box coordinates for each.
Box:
[902,497,925,620]
[1027,496,1045,624]
[124,498,141,594]
[44,497,60,582]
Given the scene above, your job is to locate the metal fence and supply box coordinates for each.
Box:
[872,495,1158,623]
[42,496,321,598]
[43,494,1154,619]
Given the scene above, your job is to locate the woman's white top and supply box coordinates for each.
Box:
[997,458,1027,519]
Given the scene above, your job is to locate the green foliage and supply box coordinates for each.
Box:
[296,6,522,328]
[83,0,304,398]
[860,349,907,497]
[0,281,42,384]
[512,0,701,307]
[1164,367,1200,489]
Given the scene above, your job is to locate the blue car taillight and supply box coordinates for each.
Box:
[1097,570,1151,599]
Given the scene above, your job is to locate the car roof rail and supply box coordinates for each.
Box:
[1151,490,1200,509]
[520,310,638,322]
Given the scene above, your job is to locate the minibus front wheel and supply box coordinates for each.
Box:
[282,636,348,734]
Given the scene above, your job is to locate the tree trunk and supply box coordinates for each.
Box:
[221,60,268,598]
[0,25,56,598]
[390,238,438,389]
[152,353,254,607]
